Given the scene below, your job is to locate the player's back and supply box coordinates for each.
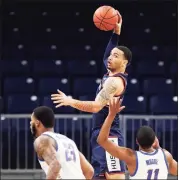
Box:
[130,148,168,179]
[38,131,85,179]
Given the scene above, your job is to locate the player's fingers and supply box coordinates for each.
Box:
[53,99,64,103]
[119,106,125,112]
[57,89,64,94]
[51,94,60,97]
[55,103,63,108]
[51,96,61,100]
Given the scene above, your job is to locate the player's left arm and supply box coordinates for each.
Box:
[163,149,178,176]
[34,136,61,180]
[51,77,124,113]
[97,98,134,164]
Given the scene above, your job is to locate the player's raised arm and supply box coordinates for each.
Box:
[79,151,94,179]
[51,77,124,113]
[34,135,61,180]
[163,149,178,176]
[103,12,122,68]
[97,98,135,164]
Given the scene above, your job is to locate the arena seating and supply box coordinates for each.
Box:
[1,1,177,169]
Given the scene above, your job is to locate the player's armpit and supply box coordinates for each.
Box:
[163,149,178,176]
[79,151,94,179]
[34,136,61,180]
[95,77,124,108]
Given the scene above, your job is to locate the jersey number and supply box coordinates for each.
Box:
[147,169,159,180]
[63,143,76,162]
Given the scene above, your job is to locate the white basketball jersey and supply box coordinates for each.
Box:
[130,148,168,179]
[38,131,85,179]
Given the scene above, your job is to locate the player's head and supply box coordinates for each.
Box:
[107,46,132,72]
[30,106,55,138]
[136,126,156,149]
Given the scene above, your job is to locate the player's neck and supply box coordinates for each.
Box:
[140,147,155,153]
[109,67,126,76]
[41,128,54,134]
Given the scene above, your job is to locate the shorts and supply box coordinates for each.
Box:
[91,128,126,177]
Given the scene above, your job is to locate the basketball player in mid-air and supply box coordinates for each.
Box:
[97,98,178,179]
[51,13,132,179]
[30,106,94,179]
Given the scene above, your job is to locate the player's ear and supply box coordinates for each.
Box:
[35,120,40,127]
[123,59,128,66]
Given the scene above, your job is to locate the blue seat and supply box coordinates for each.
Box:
[7,94,40,113]
[0,60,32,75]
[136,61,165,75]
[42,96,75,114]
[73,78,99,96]
[4,77,35,94]
[123,95,147,114]
[33,60,66,75]
[143,78,174,95]
[161,46,177,61]
[0,96,3,113]
[126,78,140,95]
[170,61,177,75]
[150,95,177,114]
[38,78,70,95]
[79,94,96,101]
[67,60,97,75]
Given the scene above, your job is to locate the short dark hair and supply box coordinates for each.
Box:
[136,126,155,149]
[33,106,55,128]
[117,46,132,66]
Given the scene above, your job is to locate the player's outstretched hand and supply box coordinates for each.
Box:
[113,10,122,35]
[51,89,71,108]
[109,98,125,116]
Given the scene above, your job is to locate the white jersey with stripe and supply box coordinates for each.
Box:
[38,131,85,179]
[130,148,168,179]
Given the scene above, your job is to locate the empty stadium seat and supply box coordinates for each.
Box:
[38,78,70,95]
[7,94,40,113]
[33,60,66,75]
[143,78,174,95]
[170,61,177,75]
[0,60,32,75]
[73,78,99,96]
[125,78,140,94]
[3,77,35,94]
[67,60,98,75]
[0,96,3,113]
[123,95,147,114]
[136,61,165,75]
[150,95,177,114]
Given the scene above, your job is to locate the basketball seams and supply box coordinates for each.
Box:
[99,6,112,29]
[93,6,118,31]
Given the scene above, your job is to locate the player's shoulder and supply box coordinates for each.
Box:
[162,148,173,159]
[105,76,124,87]
[34,134,52,147]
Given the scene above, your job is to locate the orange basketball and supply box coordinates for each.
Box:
[93,6,120,31]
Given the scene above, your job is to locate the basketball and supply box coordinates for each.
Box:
[93,6,120,31]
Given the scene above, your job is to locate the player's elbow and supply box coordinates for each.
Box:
[93,103,103,113]
[97,136,105,146]
[169,160,178,176]
[84,166,94,179]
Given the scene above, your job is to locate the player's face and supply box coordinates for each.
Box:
[30,113,39,138]
[107,48,127,71]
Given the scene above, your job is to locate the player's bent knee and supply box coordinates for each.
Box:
[105,172,125,179]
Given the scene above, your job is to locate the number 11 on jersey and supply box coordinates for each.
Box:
[147,169,159,180]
